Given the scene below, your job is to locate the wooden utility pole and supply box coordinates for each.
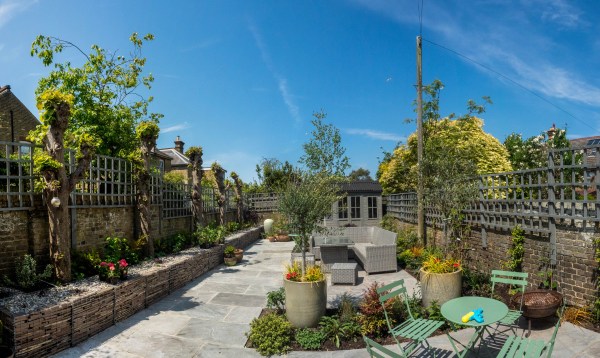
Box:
[416,35,426,246]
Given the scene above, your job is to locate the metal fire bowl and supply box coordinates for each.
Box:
[511,290,563,319]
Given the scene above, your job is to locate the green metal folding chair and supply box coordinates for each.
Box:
[364,336,403,358]
[490,270,528,335]
[497,302,565,358]
[377,279,444,357]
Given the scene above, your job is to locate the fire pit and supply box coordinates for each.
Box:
[511,289,563,336]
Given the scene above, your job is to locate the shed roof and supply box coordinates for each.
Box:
[339,180,382,194]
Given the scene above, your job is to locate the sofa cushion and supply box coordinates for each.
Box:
[352,242,373,259]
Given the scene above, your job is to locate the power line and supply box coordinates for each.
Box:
[422,38,594,131]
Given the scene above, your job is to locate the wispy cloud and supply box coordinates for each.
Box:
[248,20,301,123]
[346,128,404,142]
[0,0,37,28]
[161,123,190,134]
[353,0,600,109]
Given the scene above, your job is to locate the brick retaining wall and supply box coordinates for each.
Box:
[397,221,598,308]
[0,226,262,358]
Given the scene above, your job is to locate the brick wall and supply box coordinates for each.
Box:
[396,221,598,307]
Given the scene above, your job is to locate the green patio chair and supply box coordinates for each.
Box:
[377,279,444,357]
[490,270,528,335]
[497,302,564,358]
[364,336,403,358]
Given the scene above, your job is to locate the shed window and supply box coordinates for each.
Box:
[350,196,361,219]
[338,198,348,219]
[368,196,378,219]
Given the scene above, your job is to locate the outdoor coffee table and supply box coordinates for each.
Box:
[319,237,351,273]
[441,296,508,358]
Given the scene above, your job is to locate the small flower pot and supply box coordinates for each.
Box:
[234,249,244,262]
[224,257,237,266]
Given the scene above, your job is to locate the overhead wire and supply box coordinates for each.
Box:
[421,38,593,131]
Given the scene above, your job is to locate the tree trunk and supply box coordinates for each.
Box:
[189,150,204,228]
[137,171,153,257]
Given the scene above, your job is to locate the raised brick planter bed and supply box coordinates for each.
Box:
[0,226,262,358]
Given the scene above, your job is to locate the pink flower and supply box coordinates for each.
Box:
[118,259,128,268]
[100,262,107,267]
[108,263,115,271]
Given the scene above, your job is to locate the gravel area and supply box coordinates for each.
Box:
[0,245,217,316]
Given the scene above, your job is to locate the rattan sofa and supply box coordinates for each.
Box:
[311,227,397,274]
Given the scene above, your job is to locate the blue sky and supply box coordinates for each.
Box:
[2,0,600,182]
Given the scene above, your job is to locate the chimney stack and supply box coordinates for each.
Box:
[174,136,185,153]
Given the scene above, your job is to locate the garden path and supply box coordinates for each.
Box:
[51,238,600,357]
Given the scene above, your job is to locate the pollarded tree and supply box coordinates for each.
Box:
[230,172,244,224]
[211,162,228,226]
[30,90,98,282]
[186,146,204,228]
[299,111,350,177]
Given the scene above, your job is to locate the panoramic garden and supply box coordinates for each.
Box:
[1,30,600,358]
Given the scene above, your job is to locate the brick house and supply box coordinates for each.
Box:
[0,85,40,143]
[325,180,383,227]
[158,136,212,183]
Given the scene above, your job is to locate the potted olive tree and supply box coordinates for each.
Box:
[278,172,342,328]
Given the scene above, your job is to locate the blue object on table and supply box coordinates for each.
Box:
[461,308,484,323]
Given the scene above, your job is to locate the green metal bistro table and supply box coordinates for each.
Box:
[441,296,508,357]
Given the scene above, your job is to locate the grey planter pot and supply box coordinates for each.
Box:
[420,268,462,308]
[284,279,327,328]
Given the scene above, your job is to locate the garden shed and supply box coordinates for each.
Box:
[324,180,383,227]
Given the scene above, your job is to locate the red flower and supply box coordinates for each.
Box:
[118,259,128,268]
[100,262,107,267]
[453,263,460,268]
[108,263,115,271]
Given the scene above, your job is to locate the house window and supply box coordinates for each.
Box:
[338,198,348,219]
[368,196,378,219]
[350,196,361,219]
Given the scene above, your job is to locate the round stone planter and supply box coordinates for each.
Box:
[284,279,327,328]
[224,257,237,266]
[420,268,462,308]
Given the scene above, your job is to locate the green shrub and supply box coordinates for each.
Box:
[156,232,193,256]
[247,313,292,356]
[224,221,240,234]
[294,328,325,350]
[462,266,491,297]
[71,249,102,280]
[357,282,401,337]
[5,254,52,290]
[337,293,357,323]
[266,287,285,313]
[319,315,362,348]
[104,237,139,264]
[194,223,224,247]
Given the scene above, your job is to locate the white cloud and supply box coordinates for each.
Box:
[535,0,587,28]
[161,123,190,134]
[346,128,404,142]
[248,20,301,123]
[0,0,36,28]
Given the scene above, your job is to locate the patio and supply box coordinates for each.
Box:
[51,239,600,357]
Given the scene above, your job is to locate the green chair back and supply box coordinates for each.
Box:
[364,336,403,358]
[491,270,528,311]
[545,301,565,358]
[377,279,413,320]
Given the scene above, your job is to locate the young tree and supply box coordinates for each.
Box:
[186,146,204,228]
[211,162,228,226]
[255,158,298,191]
[299,111,350,176]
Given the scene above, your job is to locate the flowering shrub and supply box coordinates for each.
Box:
[284,261,324,282]
[98,259,128,282]
[421,255,461,274]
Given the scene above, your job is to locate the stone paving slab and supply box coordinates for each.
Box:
[51,237,600,358]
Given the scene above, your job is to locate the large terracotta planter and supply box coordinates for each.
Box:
[420,268,462,308]
[284,279,327,328]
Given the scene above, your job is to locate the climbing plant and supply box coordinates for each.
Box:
[503,226,525,272]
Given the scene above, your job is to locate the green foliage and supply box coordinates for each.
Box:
[5,254,52,290]
[318,315,361,348]
[194,224,225,247]
[247,313,292,356]
[266,287,285,313]
[224,221,241,234]
[254,158,299,191]
[504,226,525,271]
[378,80,512,194]
[397,246,426,270]
[337,293,357,323]
[163,171,186,184]
[71,249,102,280]
[294,328,326,350]
[462,266,492,297]
[104,237,139,265]
[155,233,193,256]
[32,150,63,176]
[31,33,162,158]
[421,255,461,274]
[504,125,570,170]
[224,245,236,258]
[299,111,350,176]
[348,168,372,181]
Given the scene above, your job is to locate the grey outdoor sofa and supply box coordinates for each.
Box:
[311,226,397,274]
